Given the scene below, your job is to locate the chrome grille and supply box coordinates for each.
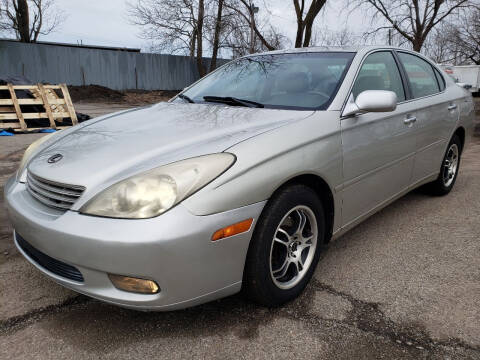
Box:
[26,172,85,210]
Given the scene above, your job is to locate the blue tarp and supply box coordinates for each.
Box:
[0,130,14,136]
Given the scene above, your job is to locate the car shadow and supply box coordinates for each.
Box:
[37,287,321,353]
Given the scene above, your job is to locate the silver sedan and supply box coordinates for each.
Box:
[5,46,475,310]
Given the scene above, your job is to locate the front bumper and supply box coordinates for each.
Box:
[4,176,265,310]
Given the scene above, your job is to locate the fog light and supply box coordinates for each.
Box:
[212,218,254,241]
[108,274,159,294]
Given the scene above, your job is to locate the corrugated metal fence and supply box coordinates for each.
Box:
[0,40,228,90]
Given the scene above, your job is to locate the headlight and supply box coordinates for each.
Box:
[80,153,235,219]
[17,132,56,182]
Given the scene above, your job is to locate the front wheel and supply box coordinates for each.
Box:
[243,184,325,307]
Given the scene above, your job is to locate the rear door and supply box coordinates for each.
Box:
[396,52,458,184]
[340,50,416,227]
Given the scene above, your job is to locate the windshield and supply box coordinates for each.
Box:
[179,52,355,110]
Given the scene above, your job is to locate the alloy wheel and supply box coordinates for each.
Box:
[269,205,318,290]
[442,143,459,187]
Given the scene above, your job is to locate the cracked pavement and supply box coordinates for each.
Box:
[0,101,479,359]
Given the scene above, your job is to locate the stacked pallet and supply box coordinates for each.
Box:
[0,83,78,132]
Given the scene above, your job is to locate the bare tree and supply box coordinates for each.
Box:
[209,0,224,71]
[423,6,480,64]
[128,0,198,56]
[222,20,287,57]
[447,7,480,64]
[423,22,456,63]
[196,0,206,75]
[218,0,288,58]
[293,0,327,47]
[16,0,29,41]
[0,0,63,42]
[311,27,358,47]
[223,0,279,52]
[356,0,475,52]
[128,0,212,75]
[128,0,286,73]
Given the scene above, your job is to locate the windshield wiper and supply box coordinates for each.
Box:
[203,96,264,108]
[177,93,195,103]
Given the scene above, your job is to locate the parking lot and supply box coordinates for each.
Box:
[1,100,479,359]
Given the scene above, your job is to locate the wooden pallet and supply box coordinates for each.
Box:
[0,83,78,131]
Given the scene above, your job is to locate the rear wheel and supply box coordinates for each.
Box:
[243,184,324,307]
[424,134,462,196]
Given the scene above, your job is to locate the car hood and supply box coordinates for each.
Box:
[28,102,313,188]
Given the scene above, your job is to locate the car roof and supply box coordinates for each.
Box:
[249,45,405,57]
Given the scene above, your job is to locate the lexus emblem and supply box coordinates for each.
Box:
[47,154,63,164]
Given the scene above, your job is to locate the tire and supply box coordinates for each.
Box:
[243,184,325,307]
[424,134,462,196]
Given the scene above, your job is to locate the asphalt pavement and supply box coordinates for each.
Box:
[0,101,479,359]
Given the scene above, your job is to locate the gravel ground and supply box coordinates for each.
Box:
[0,99,479,359]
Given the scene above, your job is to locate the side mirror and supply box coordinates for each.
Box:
[343,90,397,117]
[456,82,472,90]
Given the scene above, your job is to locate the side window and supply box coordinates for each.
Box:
[434,68,446,91]
[352,51,406,102]
[398,52,440,98]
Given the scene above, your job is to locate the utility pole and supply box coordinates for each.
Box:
[388,22,397,46]
[249,3,259,54]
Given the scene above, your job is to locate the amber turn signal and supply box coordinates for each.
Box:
[212,218,254,241]
[108,274,160,294]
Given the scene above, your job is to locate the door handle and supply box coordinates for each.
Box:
[448,104,458,111]
[404,116,417,125]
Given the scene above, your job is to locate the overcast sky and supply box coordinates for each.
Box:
[39,0,369,52]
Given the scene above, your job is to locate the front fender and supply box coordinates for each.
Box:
[182,111,343,230]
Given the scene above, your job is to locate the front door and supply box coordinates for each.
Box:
[340,50,416,227]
